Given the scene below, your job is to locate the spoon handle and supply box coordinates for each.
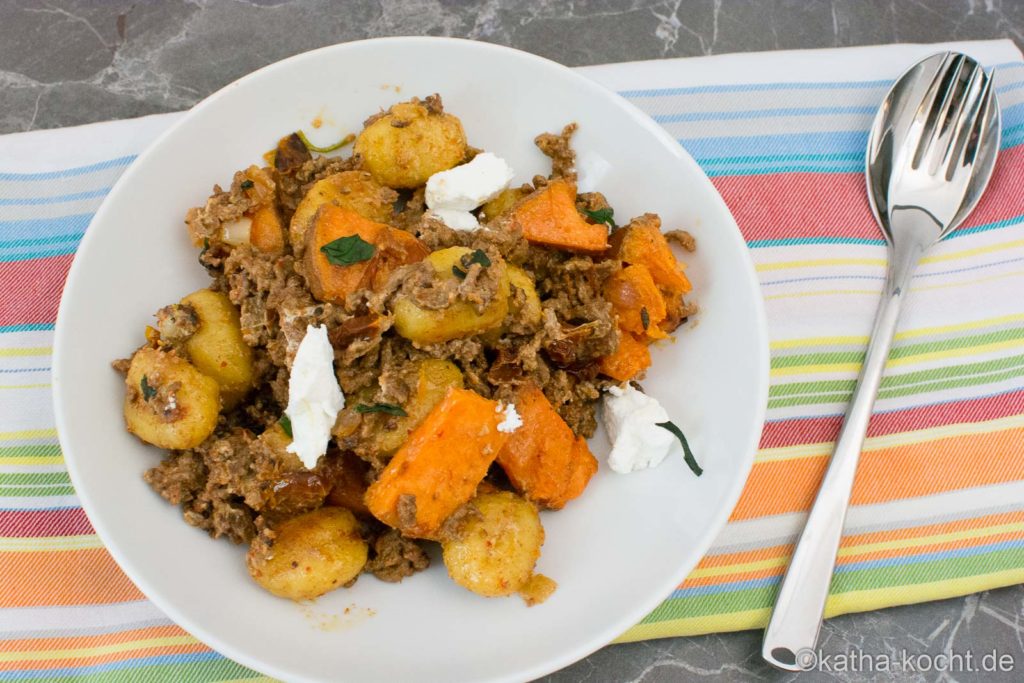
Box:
[761,243,920,671]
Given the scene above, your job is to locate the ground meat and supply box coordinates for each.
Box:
[144,426,309,545]
[274,155,360,220]
[145,450,208,507]
[364,529,430,582]
[576,191,611,215]
[154,304,199,349]
[535,123,578,179]
[409,213,462,251]
[396,494,418,531]
[665,229,697,252]
[222,245,316,360]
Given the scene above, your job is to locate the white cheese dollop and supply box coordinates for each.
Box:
[285,325,345,469]
[427,208,479,231]
[601,384,675,473]
[496,402,523,433]
[425,152,514,231]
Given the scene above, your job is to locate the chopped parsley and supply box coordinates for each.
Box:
[584,207,615,229]
[140,375,157,401]
[656,420,703,476]
[240,179,254,190]
[452,249,492,279]
[199,237,210,259]
[297,130,356,154]
[355,402,408,417]
[278,414,293,438]
[640,307,650,330]
[321,234,376,266]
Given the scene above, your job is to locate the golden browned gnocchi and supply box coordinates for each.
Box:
[393,247,511,344]
[287,170,398,252]
[371,358,464,455]
[354,97,468,188]
[123,346,220,450]
[246,507,368,601]
[180,289,254,409]
[441,491,544,598]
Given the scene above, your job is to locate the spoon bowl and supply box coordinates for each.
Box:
[866,51,1001,247]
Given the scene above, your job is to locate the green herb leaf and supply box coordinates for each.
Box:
[297,130,356,154]
[452,249,491,279]
[140,375,157,401]
[584,207,615,229]
[640,307,650,330]
[321,234,376,266]
[199,238,210,259]
[240,179,254,190]
[466,249,492,268]
[278,414,293,438]
[355,402,408,417]
[656,420,703,476]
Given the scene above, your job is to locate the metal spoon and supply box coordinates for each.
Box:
[761,51,1001,671]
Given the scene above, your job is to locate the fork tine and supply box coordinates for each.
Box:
[946,68,997,180]
[932,60,985,176]
[918,54,970,172]
[910,53,961,169]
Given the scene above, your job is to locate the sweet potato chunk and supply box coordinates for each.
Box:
[249,204,285,255]
[604,264,668,340]
[610,214,691,293]
[597,329,651,382]
[496,384,597,509]
[364,388,509,539]
[511,179,608,253]
[304,205,428,304]
[288,171,398,253]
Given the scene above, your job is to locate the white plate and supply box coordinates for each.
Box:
[53,37,768,683]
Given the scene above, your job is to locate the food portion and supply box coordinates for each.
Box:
[117,94,698,606]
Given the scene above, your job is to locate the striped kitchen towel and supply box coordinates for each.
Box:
[2,39,1023,680]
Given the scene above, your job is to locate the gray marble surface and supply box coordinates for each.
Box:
[3,1,1023,681]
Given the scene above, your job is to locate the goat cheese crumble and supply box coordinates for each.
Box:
[425,152,514,231]
[496,402,523,433]
[601,384,674,473]
[285,325,345,469]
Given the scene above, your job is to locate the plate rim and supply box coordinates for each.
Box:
[52,35,769,683]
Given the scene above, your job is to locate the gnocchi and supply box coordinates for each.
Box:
[246,507,368,601]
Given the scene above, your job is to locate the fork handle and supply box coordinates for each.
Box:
[761,240,921,671]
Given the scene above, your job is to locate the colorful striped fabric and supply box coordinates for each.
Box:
[2,40,1024,680]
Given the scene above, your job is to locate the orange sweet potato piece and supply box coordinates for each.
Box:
[364,388,509,539]
[604,264,668,340]
[305,205,428,304]
[249,204,286,255]
[610,214,691,293]
[511,179,609,253]
[496,384,598,509]
[598,329,651,381]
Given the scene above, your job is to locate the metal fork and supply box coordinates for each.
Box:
[762,52,1002,671]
